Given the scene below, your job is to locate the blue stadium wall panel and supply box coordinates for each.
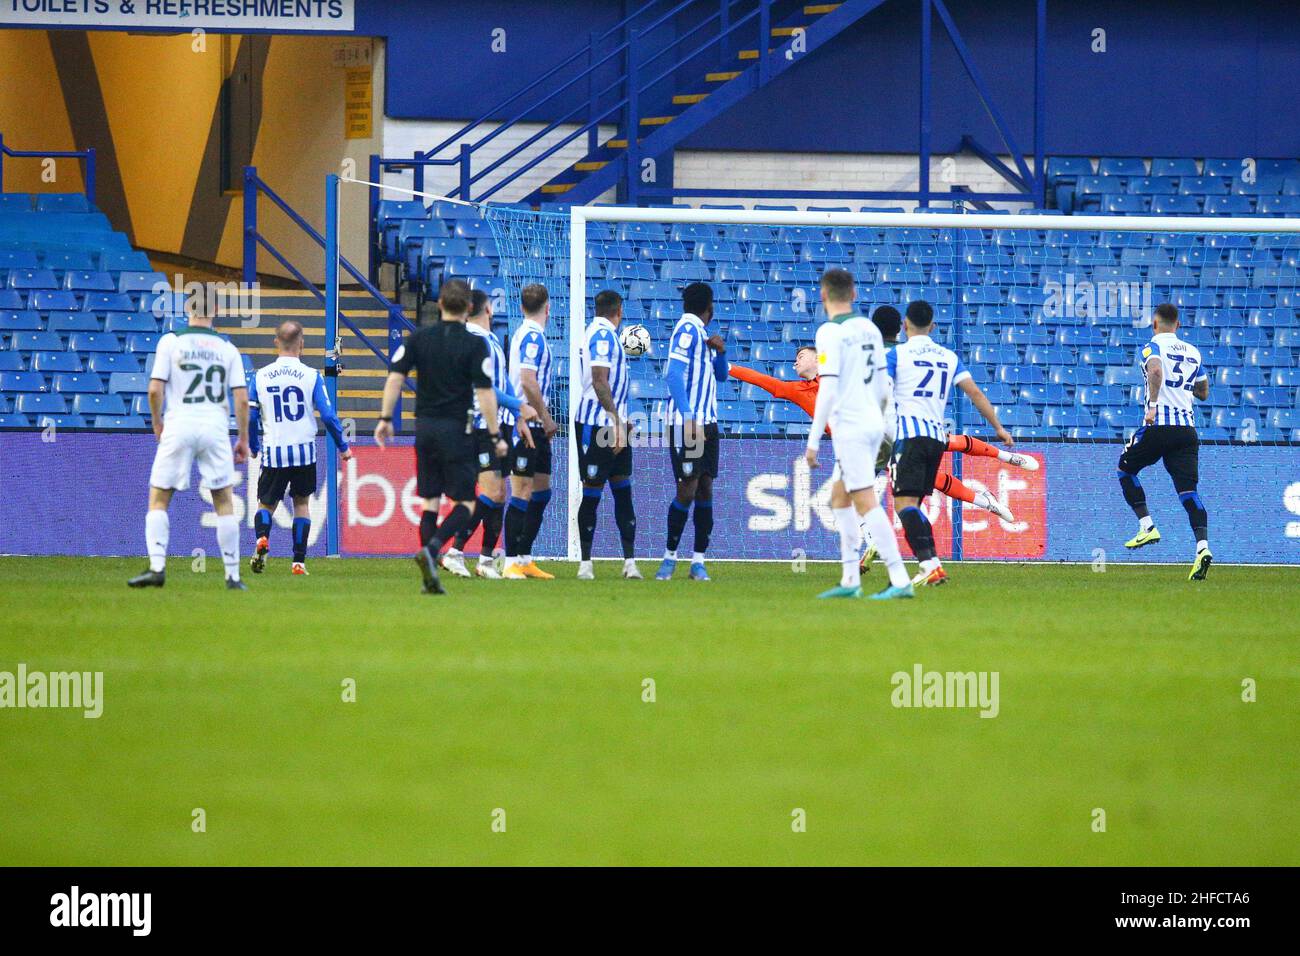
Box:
[363,0,1300,158]
[2,432,1297,563]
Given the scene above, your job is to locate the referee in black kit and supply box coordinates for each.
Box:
[375,279,516,594]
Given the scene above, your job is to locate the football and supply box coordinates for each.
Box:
[620,323,652,356]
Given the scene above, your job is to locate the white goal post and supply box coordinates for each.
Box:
[565,205,1300,562]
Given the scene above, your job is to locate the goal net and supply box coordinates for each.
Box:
[342,184,1300,566]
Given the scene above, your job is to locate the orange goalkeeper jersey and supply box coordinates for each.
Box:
[729,364,821,419]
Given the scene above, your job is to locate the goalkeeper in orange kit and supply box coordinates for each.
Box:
[727,306,1039,566]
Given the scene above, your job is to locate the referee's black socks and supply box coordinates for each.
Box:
[423,503,472,556]
[898,505,937,562]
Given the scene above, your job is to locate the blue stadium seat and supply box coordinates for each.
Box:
[998,406,1040,428]
[0,193,33,211]
[1045,408,1094,428]
[31,351,82,373]
[1271,369,1300,388]
[47,312,99,333]
[12,330,62,351]
[86,353,141,374]
[0,251,40,270]
[1077,386,1125,406]
[14,392,67,415]
[72,393,126,416]
[108,372,150,394]
[66,331,119,353]
[661,260,711,282]
[0,353,23,372]
[1098,406,1143,429]
[1246,347,1293,367]
[1204,195,1254,215]
[0,370,46,392]
[54,372,103,394]
[7,268,58,290]
[1242,386,1293,407]
[1102,194,1147,214]
[1068,427,1118,440]
[81,292,137,313]
[0,310,41,331]
[34,193,91,213]
[1098,157,1147,178]
[1129,176,1178,195]
[1151,195,1202,215]
[1051,366,1098,387]
[116,270,169,295]
[63,270,115,293]
[0,290,23,310]
[1150,158,1199,178]
[93,414,146,429]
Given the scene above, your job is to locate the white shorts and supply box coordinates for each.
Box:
[830,425,884,494]
[149,422,236,491]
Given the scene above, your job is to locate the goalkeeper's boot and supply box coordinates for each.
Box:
[1000,450,1039,471]
[414,547,446,595]
[577,560,595,581]
[1124,526,1161,549]
[870,583,915,600]
[518,560,554,580]
[859,544,879,574]
[973,490,1014,523]
[475,561,501,580]
[440,548,471,578]
[127,569,165,589]
[623,559,643,580]
[817,584,863,599]
[250,536,269,574]
[501,560,528,581]
[1189,547,1213,582]
[291,562,308,576]
[689,561,711,581]
[654,557,677,580]
[225,577,248,591]
[911,565,949,588]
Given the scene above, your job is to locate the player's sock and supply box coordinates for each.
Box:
[1139,515,1155,533]
[254,507,272,543]
[947,434,1004,460]
[504,496,529,559]
[1179,490,1209,544]
[934,471,978,505]
[833,506,862,589]
[666,498,690,553]
[692,552,706,565]
[216,513,241,582]
[691,498,713,556]
[427,503,471,555]
[145,509,169,573]
[520,488,552,555]
[611,478,637,560]
[1118,470,1150,521]
[663,549,678,561]
[481,498,505,555]
[577,487,602,562]
[291,517,310,564]
[862,505,910,589]
[419,510,439,548]
[897,506,937,562]
[454,493,493,551]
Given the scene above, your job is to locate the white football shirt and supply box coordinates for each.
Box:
[814,313,888,434]
[150,328,246,429]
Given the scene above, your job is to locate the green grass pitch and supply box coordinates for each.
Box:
[0,556,1296,866]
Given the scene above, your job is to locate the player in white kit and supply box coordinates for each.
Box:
[804,269,913,600]
[128,305,250,590]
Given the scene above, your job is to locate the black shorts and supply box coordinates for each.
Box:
[892,436,948,499]
[256,462,317,504]
[474,427,511,478]
[511,424,552,477]
[415,416,478,501]
[575,420,633,485]
[1118,425,1199,491]
[668,421,720,481]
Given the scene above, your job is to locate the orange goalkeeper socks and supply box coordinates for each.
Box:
[934,471,978,505]
[947,434,1001,458]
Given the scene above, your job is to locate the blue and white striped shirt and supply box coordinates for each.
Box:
[509,317,552,415]
[665,312,717,426]
[887,334,971,441]
[468,323,515,428]
[1138,333,1205,427]
[576,316,629,427]
[249,356,348,469]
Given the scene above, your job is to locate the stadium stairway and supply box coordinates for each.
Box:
[520,0,886,206]
[219,288,407,426]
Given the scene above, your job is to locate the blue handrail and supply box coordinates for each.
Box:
[241,166,413,373]
[0,132,97,206]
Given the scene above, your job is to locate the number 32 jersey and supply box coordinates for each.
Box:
[1138,332,1206,427]
[150,328,247,430]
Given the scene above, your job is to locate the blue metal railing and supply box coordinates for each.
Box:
[373,0,769,206]
[0,133,97,206]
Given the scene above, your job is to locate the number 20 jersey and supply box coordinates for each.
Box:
[149,328,247,430]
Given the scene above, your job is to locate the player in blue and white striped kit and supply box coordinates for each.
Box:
[657,282,729,581]
[248,320,351,576]
[1117,302,1213,580]
[574,290,641,581]
[888,300,1012,587]
[444,289,538,579]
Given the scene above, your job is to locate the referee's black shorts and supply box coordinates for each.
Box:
[414,416,478,501]
[1118,424,1199,492]
[892,436,947,499]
